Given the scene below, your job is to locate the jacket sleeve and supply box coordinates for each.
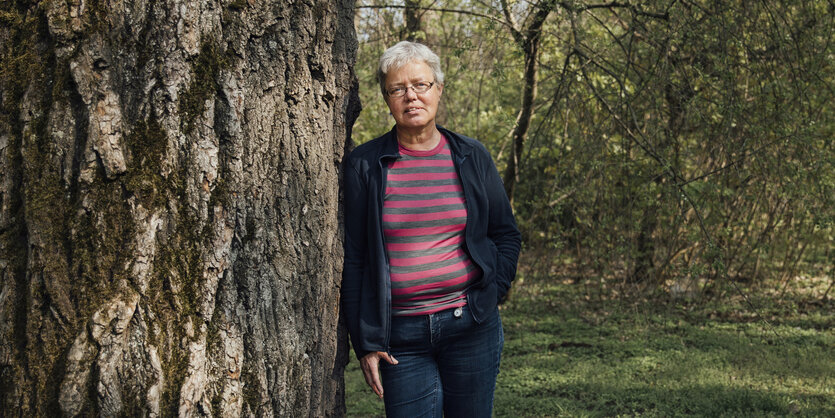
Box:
[341,157,370,359]
[481,147,522,304]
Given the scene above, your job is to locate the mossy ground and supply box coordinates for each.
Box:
[345,271,834,417]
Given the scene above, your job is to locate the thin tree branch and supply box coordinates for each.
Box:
[679,135,791,186]
[356,4,511,29]
[565,1,670,19]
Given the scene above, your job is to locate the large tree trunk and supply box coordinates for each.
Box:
[0,0,358,416]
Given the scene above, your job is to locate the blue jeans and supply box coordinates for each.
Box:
[380,304,504,417]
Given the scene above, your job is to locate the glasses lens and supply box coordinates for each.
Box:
[388,82,433,97]
[413,83,430,93]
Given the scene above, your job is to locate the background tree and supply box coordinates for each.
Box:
[499,0,557,203]
[0,0,358,416]
[404,0,424,41]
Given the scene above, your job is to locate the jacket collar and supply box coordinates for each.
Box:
[438,125,473,159]
[378,125,474,162]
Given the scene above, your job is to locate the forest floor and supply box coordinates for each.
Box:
[344,268,834,417]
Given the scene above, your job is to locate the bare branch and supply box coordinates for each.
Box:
[565,1,670,20]
[679,135,791,186]
[356,4,511,29]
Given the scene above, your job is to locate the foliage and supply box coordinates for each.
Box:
[352,0,834,296]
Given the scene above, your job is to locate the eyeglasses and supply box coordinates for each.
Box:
[386,82,435,98]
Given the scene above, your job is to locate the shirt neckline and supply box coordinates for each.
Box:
[399,134,447,157]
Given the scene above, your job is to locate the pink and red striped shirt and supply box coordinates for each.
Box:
[383,135,481,316]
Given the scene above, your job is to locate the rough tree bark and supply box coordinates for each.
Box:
[0,0,358,416]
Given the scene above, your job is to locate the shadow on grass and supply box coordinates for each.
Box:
[496,381,833,417]
[495,282,834,416]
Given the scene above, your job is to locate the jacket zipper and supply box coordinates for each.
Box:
[379,155,393,354]
[450,142,485,324]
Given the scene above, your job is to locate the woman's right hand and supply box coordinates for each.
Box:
[360,351,398,398]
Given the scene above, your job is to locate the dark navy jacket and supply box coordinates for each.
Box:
[342,126,521,359]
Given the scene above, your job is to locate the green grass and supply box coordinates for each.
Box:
[345,274,834,417]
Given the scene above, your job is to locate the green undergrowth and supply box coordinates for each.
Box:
[345,274,834,417]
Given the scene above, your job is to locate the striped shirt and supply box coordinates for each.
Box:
[383,135,481,316]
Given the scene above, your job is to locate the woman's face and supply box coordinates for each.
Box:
[383,60,443,132]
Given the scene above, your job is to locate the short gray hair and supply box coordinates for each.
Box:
[377,41,445,96]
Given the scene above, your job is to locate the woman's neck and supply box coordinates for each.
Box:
[396,125,441,151]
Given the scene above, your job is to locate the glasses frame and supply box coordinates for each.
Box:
[385,81,435,98]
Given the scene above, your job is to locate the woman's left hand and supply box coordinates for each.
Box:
[360,351,399,399]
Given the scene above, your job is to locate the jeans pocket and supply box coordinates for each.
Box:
[389,314,430,353]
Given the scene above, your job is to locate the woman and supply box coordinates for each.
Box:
[342,41,521,417]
